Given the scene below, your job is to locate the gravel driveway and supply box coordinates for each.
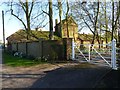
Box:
[1,63,78,88]
[1,62,115,88]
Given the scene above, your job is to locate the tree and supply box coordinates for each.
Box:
[70,0,120,46]
[118,0,120,44]
[4,0,48,55]
[70,1,100,48]
[57,0,62,37]
[66,0,70,38]
[49,0,54,40]
[111,1,120,41]
[111,1,115,41]
[104,1,108,47]
[42,0,54,40]
[117,0,120,66]
[5,0,47,40]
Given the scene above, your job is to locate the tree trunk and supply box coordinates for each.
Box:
[91,33,95,50]
[96,32,101,49]
[117,1,120,67]
[58,0,62,37]
[111,1,114,41]
[25,0,30,56]
[118,19,120,67]
[49,0,53,40]
[91,1,99,49]
[104,1,108,48]
[66,0,69,38]
[25,0,31,40]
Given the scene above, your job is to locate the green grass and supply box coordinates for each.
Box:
[3,53,47,67]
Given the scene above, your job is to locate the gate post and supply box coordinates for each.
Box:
[72,38,75,60]
[111,39,117,70]
[88,44,91,62]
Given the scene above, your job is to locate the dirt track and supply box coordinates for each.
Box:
[1,63,78,88]
[1,62,117,88]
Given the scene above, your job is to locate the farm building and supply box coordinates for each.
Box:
[6,17,101,60]
[54,16,78,41]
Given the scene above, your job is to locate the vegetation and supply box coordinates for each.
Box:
[2,0,120,43]
[7,29,62,42]
[2,0,120,63]
[3,52,47,67]
[70,1,120,46]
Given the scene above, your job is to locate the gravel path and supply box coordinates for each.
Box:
[31,65,111,88]
[1,63,78,88]
[1,62,113,88]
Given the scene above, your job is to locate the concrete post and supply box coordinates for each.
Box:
[88,44,91,62]
[72,38,75,60]
[111,39,117,70]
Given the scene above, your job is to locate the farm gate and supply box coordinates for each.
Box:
[71,39,118,70]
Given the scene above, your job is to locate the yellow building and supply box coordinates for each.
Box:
[54,16,78,41]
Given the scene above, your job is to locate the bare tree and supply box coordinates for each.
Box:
[111,1,120,41]
[70,1,100,48]
[49,0,54,40]
[118,1,120,44]
[66,0,70,38]
[117,1,120,66]
[4,0,47,40]
[111,1,115,41]
[42,0,53,40]
[4,0,48,55]
[57,0,62,37]
[104,1,108,47]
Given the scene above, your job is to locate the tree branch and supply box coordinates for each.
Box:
[11,9,27,30]
[42,10,49,16]
[19,0,26,13]
[82,18,94,34]
[81,5,94,24]
[29,0,35,17]
[33,12,44,19]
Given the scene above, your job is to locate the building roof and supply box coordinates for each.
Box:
[78,33,104,41]
[55,16,78,27]
[78,33,93,41]
[6,29,61,43]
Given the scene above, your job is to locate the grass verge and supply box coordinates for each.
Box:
[3,52,47,67]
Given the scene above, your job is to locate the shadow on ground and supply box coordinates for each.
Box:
[30,64,115,88]
[95,69,120,88]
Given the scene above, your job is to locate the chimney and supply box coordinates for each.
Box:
[55,19,58,26]
[35,28,38,31]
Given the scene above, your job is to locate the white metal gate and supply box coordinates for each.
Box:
[71,39,118,70]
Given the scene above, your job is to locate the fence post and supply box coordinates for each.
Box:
[72,38,75,60]
[111,39,117,70]
[88,44,91,62]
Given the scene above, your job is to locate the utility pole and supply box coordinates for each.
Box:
[2,10,5,51]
